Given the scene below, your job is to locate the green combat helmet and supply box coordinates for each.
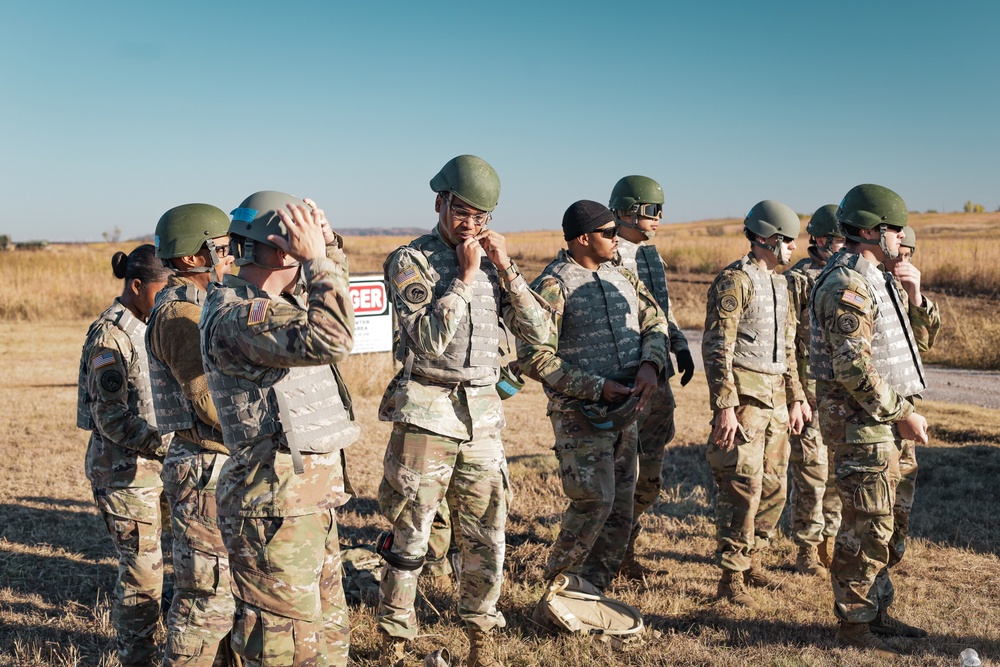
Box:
[836,184,908,260]
[609,175,664,240]
[806,204,844,253]
[229,190,307,267]
[900,226,916,251]
[743,200,801,265]
[154,203,230,280]
[430,155,501,212]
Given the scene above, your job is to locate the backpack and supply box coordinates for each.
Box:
[341,544,382,605]
[532,574,645,644]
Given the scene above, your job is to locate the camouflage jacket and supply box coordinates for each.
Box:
[146,274,227,454]
[811,250,923,444]
[614,236,690,377]
[381,225,550,441]
[517,249,669,412]
[200,243,355,517]
[78,298,168,488]
[703,254,804,411]
[785,250,826,406]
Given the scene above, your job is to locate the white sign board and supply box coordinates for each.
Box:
[350,275,394,354]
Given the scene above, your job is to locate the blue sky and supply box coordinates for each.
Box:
[2,1,997,241]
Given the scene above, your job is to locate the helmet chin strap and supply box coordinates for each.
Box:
[616,207,656,241]
[878,224,899,260]
[751,235,790,265]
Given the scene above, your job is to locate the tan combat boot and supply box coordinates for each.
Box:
[466,626,502,667]
[745,553,779,589]
[817,536,836,569]
[378,632,408,667]
[717,570,761,610]
[795,544,829,577]
[835,621,900,658]
[618,538,653,581]
[869,609,928,638]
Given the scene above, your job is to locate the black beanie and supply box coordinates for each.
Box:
[562,200,615,241]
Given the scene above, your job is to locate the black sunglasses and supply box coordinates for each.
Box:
[591,226,618,239]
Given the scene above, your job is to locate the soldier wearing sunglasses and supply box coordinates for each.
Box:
[517,200,668,600]
[609,175,694,579]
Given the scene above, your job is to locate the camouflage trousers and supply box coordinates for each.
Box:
[218,510,350,666]
[889,439,918,567]
[544,410,638,589]
[422,501,455,579]
[377,423,510,639]
[629,379,677,550]
[93,484,165,667]
[830,441,902,623]
[161,439,237,666]
[706,396,790,571]
[788,419,842,546]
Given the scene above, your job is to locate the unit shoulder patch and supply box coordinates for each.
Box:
[99,369,124,393]
[836,312,861,334]
[720,294,739,313]
[402,282,429,305]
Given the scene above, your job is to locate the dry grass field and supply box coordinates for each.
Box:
[1,215,998,665]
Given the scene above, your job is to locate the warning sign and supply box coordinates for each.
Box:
[350,275,393,354]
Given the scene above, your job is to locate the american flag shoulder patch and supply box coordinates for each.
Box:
[840,290,867,309]
[247,298,270,326]
[393,265,419,289]
[91,351,116,370]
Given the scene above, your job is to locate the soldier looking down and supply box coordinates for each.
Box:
[200,191,358,666]
[376,155,549,667]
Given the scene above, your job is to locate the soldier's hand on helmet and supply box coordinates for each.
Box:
[272,204,327,263]
[631,361,659,412]
[675,349,695,386]
[601,378,632,403]
[302,198,337,246]
[892,261,923,307]
[711,407,738,451]
[477,230,510,271]
[898,411,929,445]
[456,237,483,284]
[789,401,805,435]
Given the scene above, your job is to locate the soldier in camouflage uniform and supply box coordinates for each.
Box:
[200,192,358,666]
[880,226,941,591]
[783,204,846,576]
[609,176,695,579]
[517,200,668,595]
[810,184,931,657]
[147,204,239,666]
[377,155,549,667]
[77,245,171,666]
[703,201,807,610]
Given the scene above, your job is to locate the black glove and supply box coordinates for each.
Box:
[675,349,695,386]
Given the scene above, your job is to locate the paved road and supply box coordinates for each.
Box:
[681,330,1000,410]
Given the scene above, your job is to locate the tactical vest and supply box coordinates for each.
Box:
[77,300,156,432]
[544,253,642,379]
[617,239,670,313]
[397,233,501,385]
[146,282,215,437]
[732,256,788,375]
[200,284,360,473]
[810,253,926,397]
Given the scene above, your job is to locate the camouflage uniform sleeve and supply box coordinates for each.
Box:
[907,292,941,352]
[702,269,752,411]
[666,297,689,353]
[386,246,472,358]
[782,283,806,405]
[622,268,668,373]
[233,251,354,367]
[817,276,914,423]
[516,275,606,401]
[150,300,220,430]
[498,260,550,346]
[86,326,164,456]
[785,270,816,405]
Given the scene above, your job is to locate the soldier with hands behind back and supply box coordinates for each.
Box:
[77,244,171,666]
[200,192,358,666]
[517,200,667,598]
[376,155,549,667]
[703,201,807,610]
[609,175,694,579]
[147,204,240,666]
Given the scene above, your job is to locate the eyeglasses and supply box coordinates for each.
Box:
[447,195,491,226]
[591,225,618,240]
[634,203,662,219]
